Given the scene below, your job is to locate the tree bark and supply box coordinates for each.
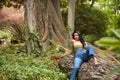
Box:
[24,0,68,54]
[68,0,76,38]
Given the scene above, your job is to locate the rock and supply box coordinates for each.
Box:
[58,47,120,80]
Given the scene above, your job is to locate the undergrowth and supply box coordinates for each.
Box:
[0,44,69,80]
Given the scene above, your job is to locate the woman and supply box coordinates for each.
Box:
[70,31,98,80]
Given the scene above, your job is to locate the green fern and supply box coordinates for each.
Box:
[111,29,120,38]
[95,29,120,49]
[95,37,120,48]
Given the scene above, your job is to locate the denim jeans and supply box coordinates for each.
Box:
[70,45,96,80]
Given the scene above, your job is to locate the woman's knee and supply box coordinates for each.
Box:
[87,45,92,48]
[87,45,95,52]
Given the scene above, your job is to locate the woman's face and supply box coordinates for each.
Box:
[74,33,79,40]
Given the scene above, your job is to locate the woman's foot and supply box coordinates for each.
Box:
[93,57,99,64]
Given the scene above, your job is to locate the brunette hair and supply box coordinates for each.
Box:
[72,31,85,48]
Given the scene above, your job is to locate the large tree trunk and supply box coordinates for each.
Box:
[68,0,76,38]
[24,0,68,54]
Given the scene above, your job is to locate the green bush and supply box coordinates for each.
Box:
[83,34,98,44]
[75,5,108,38]
[61,4,108,40]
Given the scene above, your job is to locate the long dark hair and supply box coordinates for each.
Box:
[72,31,85,48]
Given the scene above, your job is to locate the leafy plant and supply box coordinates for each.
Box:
[9,23,25,43]
[0,44,69,80]
[0,29,10,40]
[95,29,120,78]
[95,29,120,50]
[75,5,108,38]
[27,29,42,57]
[83,34,98,44]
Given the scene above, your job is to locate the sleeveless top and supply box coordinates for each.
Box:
[74,46,83,51]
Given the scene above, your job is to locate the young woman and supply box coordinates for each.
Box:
[70,31,98,80]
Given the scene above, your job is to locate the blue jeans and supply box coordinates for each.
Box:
[70,45,96,80]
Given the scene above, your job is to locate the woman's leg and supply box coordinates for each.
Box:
[86,45,96,56]
[70,57,83,80]
[86,45,98,64]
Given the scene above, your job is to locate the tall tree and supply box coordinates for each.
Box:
[24,0,68,54]
[68,0,76,38]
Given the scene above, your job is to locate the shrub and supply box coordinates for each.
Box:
[9,23,25,43]
[83,34,98,44]
[75,5,108,38]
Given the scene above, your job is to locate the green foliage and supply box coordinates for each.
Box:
[58,47,65,53]
[75,5,108,38]
[111,29,120,38]
[116,14,120,28]
[0,45,68,80]
[0,0,24,8]
[61,3,108,39]
[0,29,10,40]
[60,0,68,27]
[27,29,42,56]
[83,34,98,44]
[0,45,17,55]
[0,44,25,55]
[95,29,120,78]
[98,0,120,15]
[45,40,65,54]
[0,56,68,80]
[66,25,71,34]
[96,29,120,50]
[60,0,68,8]
[105,15,120,41]
[28,29,41,45]
[97,0,120,38]
[9,23,25,43]
[95,37,120,49]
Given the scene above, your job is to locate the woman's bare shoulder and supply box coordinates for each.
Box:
[71,39,75,42]
[85,42,91,45]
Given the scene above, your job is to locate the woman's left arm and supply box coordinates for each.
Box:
[84,42,89,53]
